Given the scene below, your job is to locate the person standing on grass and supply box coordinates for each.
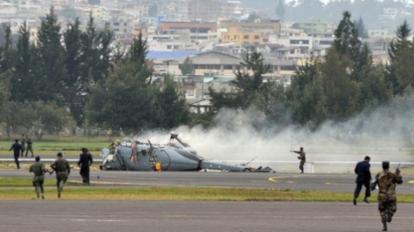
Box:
[25,136,34,157]
[9,139,23,169]
[21,134,26,157]
[78,148,93,184]
[50,152,71,199]
[29,156,49,199]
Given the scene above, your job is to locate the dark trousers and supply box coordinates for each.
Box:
[80,165,90,184]
[14,154,20,169]
[354,180,371,199]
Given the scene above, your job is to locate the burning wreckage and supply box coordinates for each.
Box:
[100,134,274,172]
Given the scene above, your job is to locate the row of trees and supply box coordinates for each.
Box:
[211,12,414,129]
[0,7,189,137]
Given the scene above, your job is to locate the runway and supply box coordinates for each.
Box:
[0,201,413,232]
[1,170,413,194]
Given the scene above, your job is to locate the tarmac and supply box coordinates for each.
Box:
[1,170,413,193]
[0,201,413,232]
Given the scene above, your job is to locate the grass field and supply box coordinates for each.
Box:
[0,177,413,202]
[0,136,117,157]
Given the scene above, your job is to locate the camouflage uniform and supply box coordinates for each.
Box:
[51,158,70,198]
[294,150,306,173]
[375,170,403,230]
[29,161,48,199]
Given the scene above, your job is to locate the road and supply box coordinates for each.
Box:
[0,201,413,232]
[1,170,413,193]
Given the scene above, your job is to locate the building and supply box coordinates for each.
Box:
[219,18,281,45]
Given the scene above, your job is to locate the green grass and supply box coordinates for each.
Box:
[0,177,414,202]
[0,136,118,157]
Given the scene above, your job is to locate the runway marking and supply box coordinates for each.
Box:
[66,219,128,223]
[267,176,279,183]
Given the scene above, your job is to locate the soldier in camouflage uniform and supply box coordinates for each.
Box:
[50,152,71,199]
[29,156,49,199]
[372,161,403,231]
[293,147,306,174]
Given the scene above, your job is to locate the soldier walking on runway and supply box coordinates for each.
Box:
[50,153,71,199]
[29,156,49,199]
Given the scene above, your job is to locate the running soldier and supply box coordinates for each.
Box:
[50,153,71,199]
[372,161,403,231]
[29,156,48,199]
[292,147,306,174]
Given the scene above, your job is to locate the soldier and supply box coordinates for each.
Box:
[372,161,403,231]
[29,156,48,199]
[78,148,93,184]
[25,136,34,157]
[50,152,71,199]
[292,147,306,174]
[353,156,371,205]
[21,134,27,157]
[9,139,23,169]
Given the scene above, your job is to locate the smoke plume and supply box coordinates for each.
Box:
[141,95,414,172]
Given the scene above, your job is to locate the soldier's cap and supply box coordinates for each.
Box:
[382,161,390,170]
[35,156,40,162]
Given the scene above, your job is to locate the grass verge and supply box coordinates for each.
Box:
[0,178,414,202]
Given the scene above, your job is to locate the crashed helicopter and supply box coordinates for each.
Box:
[100,134,273,172]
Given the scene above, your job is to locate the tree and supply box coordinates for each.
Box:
[80,13,99,84]
[87,35,157,132]
[179,57,194,75]
[63,18,84,125]
[156,80,189,129]
[210,50,272,112]
[387,21,414,95]
[355,17,369,39]
[0,101,73,139]
[321,48,361,120]
[0,24,14,72]
[129,32,148,66]
[287,62,327,127]
[86,62,158,133]
[10,22,34,101]
[333,11,361,59]
[36,7,67,102]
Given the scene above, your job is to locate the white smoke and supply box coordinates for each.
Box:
[140,95,414,172]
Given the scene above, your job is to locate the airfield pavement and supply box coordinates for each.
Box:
[0,170,413,193]
[0,201,413,232]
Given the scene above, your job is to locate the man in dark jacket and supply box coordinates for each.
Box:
[353,156,372,205]
[78,148,93,184]
[9,140,23,169]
